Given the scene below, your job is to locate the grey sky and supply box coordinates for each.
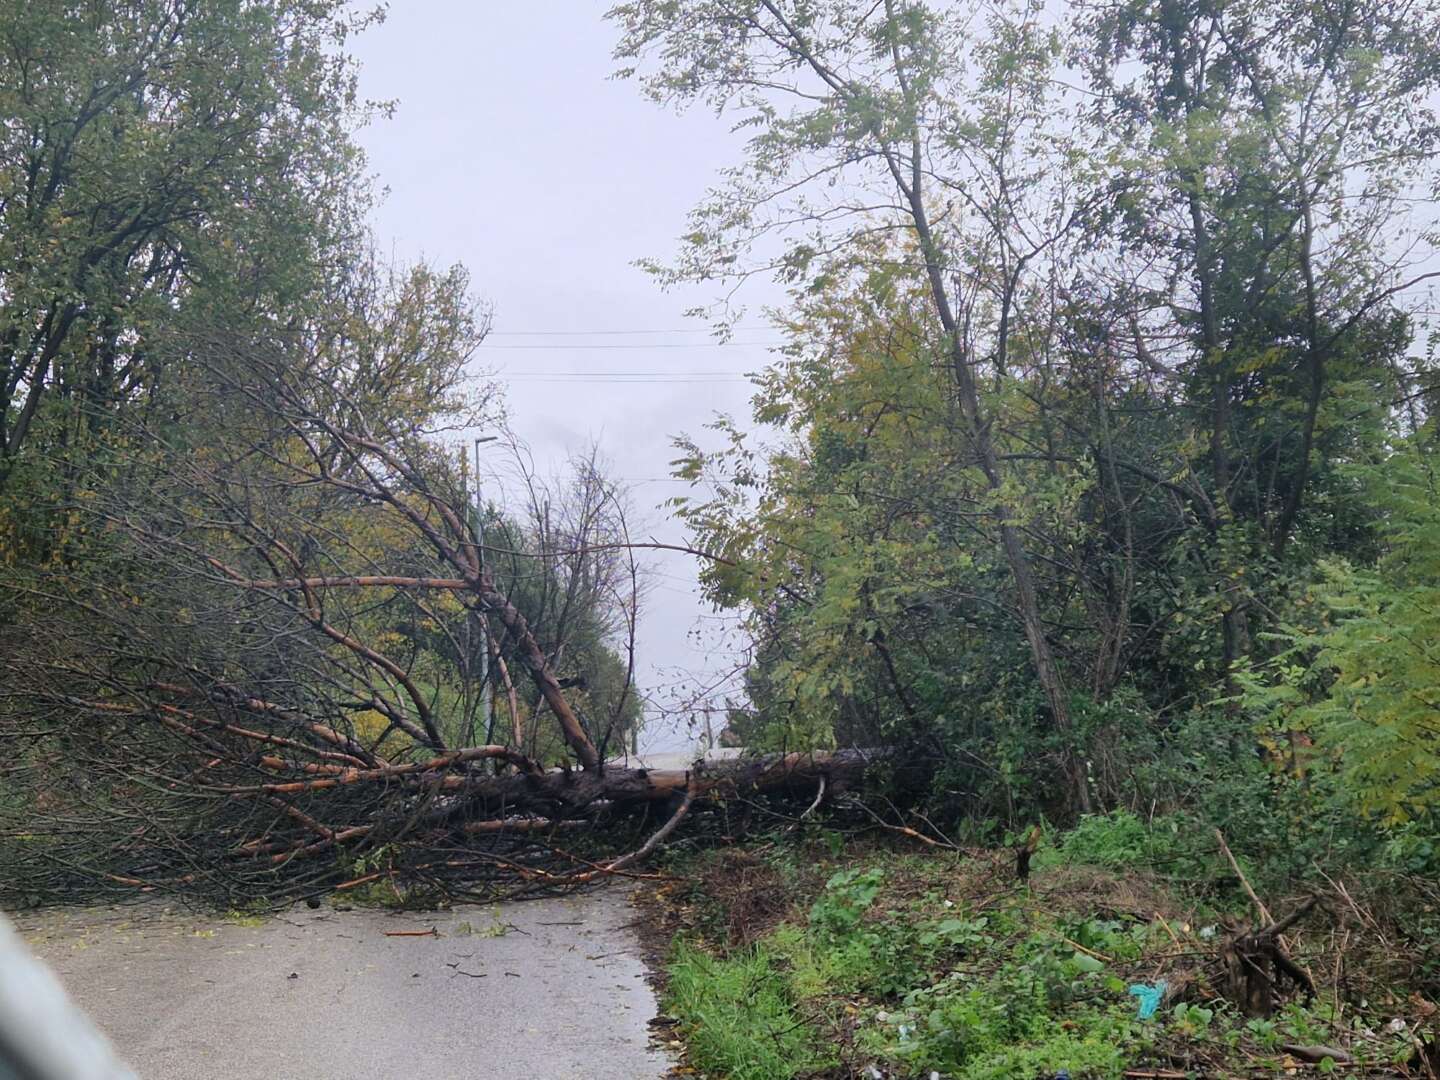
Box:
[351,4,782,752]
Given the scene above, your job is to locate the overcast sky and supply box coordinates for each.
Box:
[351,4,784,753]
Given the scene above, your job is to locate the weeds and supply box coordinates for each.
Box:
[222,909,266,927]
[666,941,838,1080]
[652,830,1438,1079]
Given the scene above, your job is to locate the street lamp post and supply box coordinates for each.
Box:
[470,436,498,745]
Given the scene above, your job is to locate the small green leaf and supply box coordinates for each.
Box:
[1072,951,1105,973]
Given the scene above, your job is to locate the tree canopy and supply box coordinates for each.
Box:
[611,0,1440,825]
[0,0,379,546]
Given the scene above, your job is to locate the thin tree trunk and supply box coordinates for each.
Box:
[477,576,599,771]
[485,619,525,757]
[890,153,1091,814]
[1187,187,1251,702]
[866,4,1091,812]
[1273,197,1323,556]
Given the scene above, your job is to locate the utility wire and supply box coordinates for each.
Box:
[505,380,745,385]
[504,370,746,376]
[480,341,784,350]
[487,326,778,336]
[503,376,750,383]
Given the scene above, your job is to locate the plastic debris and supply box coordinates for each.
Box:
[1128,980,1168,1019]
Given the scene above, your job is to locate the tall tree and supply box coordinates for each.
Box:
[612,0,1098,810]
[1078,0,1440,691]
[0,0,377,501]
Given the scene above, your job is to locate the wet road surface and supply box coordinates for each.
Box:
[15,889,670,1080]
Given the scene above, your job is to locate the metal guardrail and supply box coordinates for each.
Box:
[0,914,137,1080]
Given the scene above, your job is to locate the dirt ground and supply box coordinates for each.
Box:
[13,888,671,1080]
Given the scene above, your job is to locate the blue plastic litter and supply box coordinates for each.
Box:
[1053,1071,1071,1080]
[1128,981,1167,1019]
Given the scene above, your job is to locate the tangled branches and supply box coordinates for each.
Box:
[0,327,873,907]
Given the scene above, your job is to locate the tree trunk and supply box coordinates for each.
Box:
[477,577,599,771]
[897,164,1091,814]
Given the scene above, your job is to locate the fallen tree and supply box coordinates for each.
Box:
[0,329,882,907]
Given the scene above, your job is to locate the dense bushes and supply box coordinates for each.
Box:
[614,0,1440,877]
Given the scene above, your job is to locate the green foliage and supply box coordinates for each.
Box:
[1041,811,1182,872]
[808,866,885,934]
[0,0,380,522]
[660,840,1436,1080]
[1235,442,1440,831]
[665,854,1158,1079]
[665,942,837,1080]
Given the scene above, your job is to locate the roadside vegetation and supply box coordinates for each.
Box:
[608,0,1440,1072]
[645,817,1439,1079]
[3,4,1440,1074]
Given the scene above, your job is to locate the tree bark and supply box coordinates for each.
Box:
[476,577,599,771]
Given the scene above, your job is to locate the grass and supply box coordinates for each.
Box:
[666,941,839,1080]
[644,826,1430,1079]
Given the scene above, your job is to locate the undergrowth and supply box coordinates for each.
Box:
[647,818,1437,1079]
[667,942,839,1080]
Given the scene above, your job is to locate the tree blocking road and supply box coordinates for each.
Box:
[0,330,876,907]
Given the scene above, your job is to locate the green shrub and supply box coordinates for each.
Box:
[665,942,835,1080]
[1041,810,1181,871]
[881,922,1146,1079]
[808,866,885,934]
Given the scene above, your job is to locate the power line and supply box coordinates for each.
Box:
[504,370,747,377]
[487,326,778,336]
[506,380,744,385]
[503,375,750,383]
[480,341,784,350]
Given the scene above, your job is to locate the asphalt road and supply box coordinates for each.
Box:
[15,890,670,1080]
